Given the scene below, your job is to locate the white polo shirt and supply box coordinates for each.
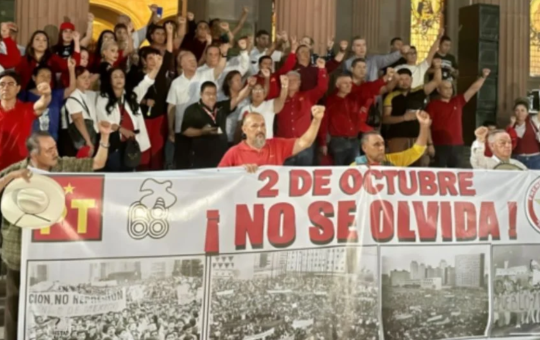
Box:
[166,68,216,133]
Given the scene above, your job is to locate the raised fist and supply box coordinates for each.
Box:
[482,68,491,78]
[475,126,489,142]
[316,58,326,69]
[311,105,325,120]
[36,83,51,96]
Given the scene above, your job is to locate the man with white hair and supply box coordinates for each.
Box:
[470,126,527,170]
[219,106,325,172]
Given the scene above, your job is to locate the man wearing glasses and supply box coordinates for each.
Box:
[0,70,52,170]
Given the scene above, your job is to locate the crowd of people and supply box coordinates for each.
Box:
[27,275,202,340]
[382,287,489,340]
[1,2,536,174]
[210,275,379,340]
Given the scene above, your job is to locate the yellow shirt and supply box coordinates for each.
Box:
[352,144,427,167]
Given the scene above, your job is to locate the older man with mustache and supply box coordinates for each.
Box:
[218,105,325,172]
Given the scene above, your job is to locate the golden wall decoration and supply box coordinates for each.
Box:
[531,0,540,77]
[90,0,179,41]
[410,0,445,62]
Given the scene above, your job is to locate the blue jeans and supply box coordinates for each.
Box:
[514,154,540,170]
[284,144,315,166]
[329,137,359,166]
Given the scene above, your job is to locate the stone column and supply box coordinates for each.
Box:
[275,0,336,55]
[16,0,90,45]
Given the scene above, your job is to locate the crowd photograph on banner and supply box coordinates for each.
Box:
[24,257,205,340]
[1,0,540,339]
[381,245,490,340]
[209,247,379,340]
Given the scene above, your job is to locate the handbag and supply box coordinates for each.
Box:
[118,101,142,169]
[64,97,97,149]
[365,103,381,127]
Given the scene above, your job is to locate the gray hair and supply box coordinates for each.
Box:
[487,129,507,145]
[26,131,52,156]
[360,131,382,145]
[286,71,301,78]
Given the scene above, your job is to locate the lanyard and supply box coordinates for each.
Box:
[201,104,217,124]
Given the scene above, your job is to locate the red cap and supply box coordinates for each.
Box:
[60,22,75,31]
[76,146,92,158]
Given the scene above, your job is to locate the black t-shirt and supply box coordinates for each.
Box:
[431,52,458,81]
[181,100,233,168]
[384,86,427,139]
[127,51,173,119]
[54,44,73,59]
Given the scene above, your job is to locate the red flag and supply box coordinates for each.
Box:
[32,175,105,242]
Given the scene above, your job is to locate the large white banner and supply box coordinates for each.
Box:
[18,167,540,340]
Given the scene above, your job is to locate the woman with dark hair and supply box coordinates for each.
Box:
[510,99,540,169]
[15,30,80,89]
[96,57,162,172]
[219,70,252,145]
[54,15,94,59]
[18,60,76,141]
[62,66,101,157]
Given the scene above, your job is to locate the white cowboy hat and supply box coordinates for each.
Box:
[1,173,65,229]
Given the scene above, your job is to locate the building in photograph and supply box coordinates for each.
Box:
[455,254,485,288]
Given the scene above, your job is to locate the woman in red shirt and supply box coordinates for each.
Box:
[509,100,540,169]
[15,30,80,89]
[0,22,21,70]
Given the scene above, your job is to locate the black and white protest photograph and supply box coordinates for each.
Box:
[208,246,380,340]
[490,245,540,337]
[381,245,490,340]
[24,256,205,340]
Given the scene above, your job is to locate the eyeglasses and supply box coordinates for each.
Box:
[0,82,16,88]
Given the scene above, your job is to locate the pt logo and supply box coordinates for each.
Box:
[526,177,540,234]
[128,179,177,240]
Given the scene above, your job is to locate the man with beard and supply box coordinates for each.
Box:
[382,59,442,166]
[218,106,325,172]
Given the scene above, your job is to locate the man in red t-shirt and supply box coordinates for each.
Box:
[219,106,325,172]
[426,67,490,168]
[0,70,51,171]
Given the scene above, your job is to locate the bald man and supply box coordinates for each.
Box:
[219,106,325,172]
[426,67,490,168]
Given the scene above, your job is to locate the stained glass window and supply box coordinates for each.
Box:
[410,0,446,62]
[531,0,540,76]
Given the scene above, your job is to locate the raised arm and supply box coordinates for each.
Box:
[174,16,187,50]
[80,14,94,48]
[33,83,52,116]
[464,68,490,102]
[231,7,249,38]
[425,27,444,65]
[292,106,325,156]
[414,111,431,147]
[231,77,256,110]
[92,121,112,170]
[470,126,490,169]
[0,23,21,69]
[133,56,161,103]
[306,59,329,103]
[213,43,231,80]
[423,58,442,95]
[63,57,77,99]
[274,75,289,113]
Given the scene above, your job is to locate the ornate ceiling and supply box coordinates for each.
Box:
[89,0,178,40]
